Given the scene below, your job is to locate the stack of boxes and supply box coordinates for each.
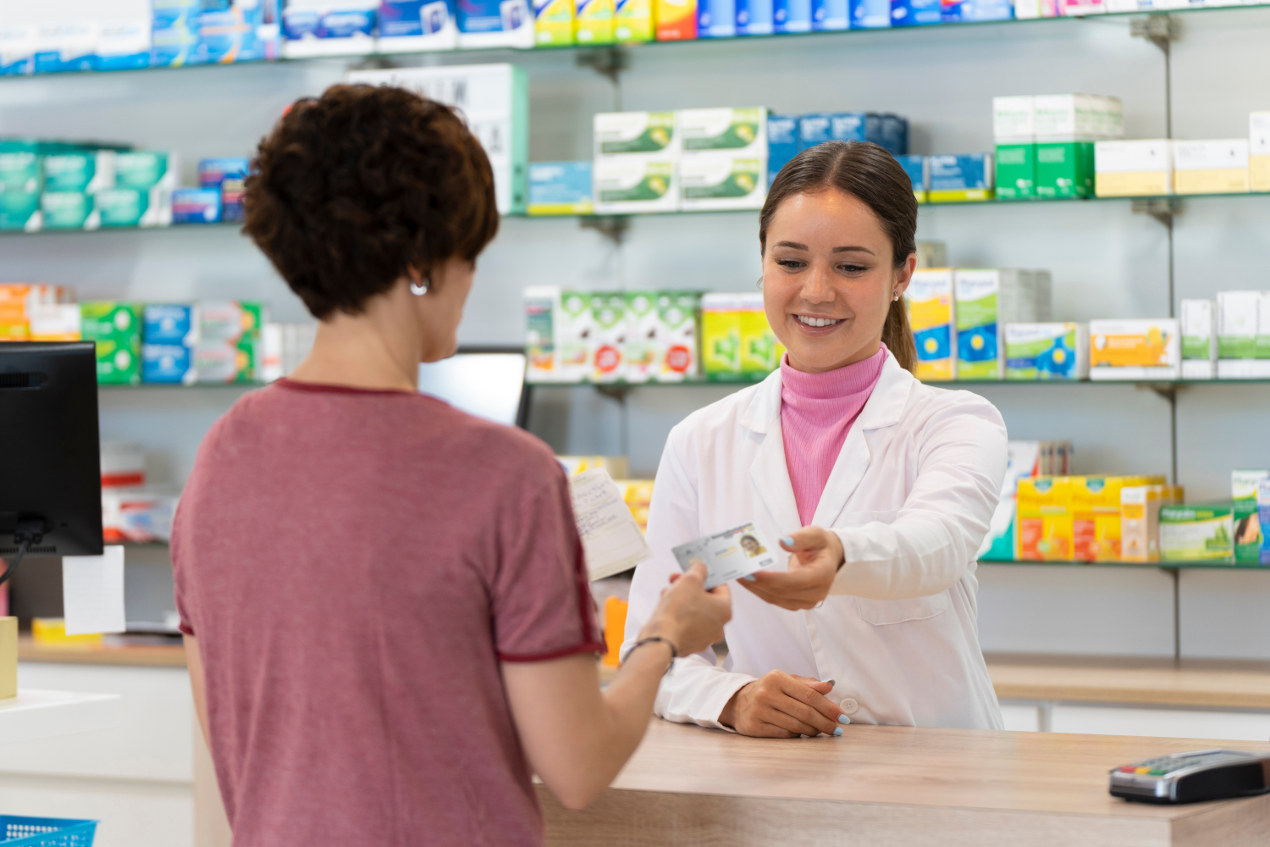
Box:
[281,1,378,57]
[171,157,250,224]
[377,0,460,51]
[700,292,784,380]
[82,301,144,384]
[140,301,264,384]
[592,111,680,214]
[995,94,1123,200]
[0,284,75,341]
[1016,474,1173,562]
[678,107,769,211]
[534,0,654,44]
[905,268,1053,381]
[1213,290,1270,379]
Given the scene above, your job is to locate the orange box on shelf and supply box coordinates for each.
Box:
[1016,476,1076,561]
[1070,475,1168,562]
[0,283,70,324]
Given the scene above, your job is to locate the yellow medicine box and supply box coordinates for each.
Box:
[1089,319,1180,380]
[1017,476,1077,561]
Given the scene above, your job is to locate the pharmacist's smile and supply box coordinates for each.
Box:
[793,313,848,335]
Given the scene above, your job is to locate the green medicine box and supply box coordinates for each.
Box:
[81,301,144,385]
[995,143,1036,200]
[41,191,97,230]
[1035,141,1095,199]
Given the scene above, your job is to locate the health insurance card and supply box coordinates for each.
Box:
[672,522,779,590]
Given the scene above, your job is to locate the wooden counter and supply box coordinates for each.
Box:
[17,636,186,668]
[540,720,1270,846]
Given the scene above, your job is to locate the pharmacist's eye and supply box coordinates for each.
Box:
[838,264,868,275]
[776,259,804,270]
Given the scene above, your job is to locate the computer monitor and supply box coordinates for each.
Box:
[0,342,104,579]
[417,347,531,429]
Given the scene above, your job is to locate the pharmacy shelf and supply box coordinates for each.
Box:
[6,190,1269,240]
[980,559,1268,570]
[538,377,1270,390]
[97,382,255,390]
[0,3,1263,85]
[0,689,120,746]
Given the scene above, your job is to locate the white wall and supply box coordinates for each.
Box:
[4,9,1270,657]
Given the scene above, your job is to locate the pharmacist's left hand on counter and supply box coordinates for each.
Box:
[739,527,845,611]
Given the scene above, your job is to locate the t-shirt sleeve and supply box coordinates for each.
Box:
[170,495,196,636]
[491,465,605,662]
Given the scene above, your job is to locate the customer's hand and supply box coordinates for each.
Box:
[740,527,844,611]
[641,562,731,658]
[718,670,845,738]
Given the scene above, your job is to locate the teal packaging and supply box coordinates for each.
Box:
[831,112,867,143]
[97,188,171,228]
[0,140,42,193]
[767,115,800,187]
[114,152,176,191]
[143,344,193,384]
[144,304,195,345]
[897,155,926,199]
[891,0,940,25]
[0,190,41,231]
[43,151,114,194]
[774,0,812,31]
[40,192,96,230]
[813,0,848,29]
[737,0,775,33]
[850,0,891,26]
[700,0,738,35]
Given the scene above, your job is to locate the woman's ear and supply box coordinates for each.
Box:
[893,253,918,300]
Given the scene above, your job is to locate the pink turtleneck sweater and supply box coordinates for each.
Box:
[780,345,888,527]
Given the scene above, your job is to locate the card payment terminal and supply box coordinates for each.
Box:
[1109,750,1270,804]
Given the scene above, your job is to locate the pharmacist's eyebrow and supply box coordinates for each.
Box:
[832,245,875,255]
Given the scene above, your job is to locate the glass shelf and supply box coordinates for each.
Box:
[981,559,1266,571]
[0,3,1262,84]
[534,377,1270,389]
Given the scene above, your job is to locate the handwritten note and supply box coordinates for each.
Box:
[569,469,652,581]
[63,545,127,635]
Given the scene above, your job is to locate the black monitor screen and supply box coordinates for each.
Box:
[0,341,104,558]
[417,349,529,429]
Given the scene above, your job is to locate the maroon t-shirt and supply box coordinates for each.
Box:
[172,379,604,846]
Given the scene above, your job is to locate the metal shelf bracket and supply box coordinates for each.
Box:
[575,47,629,83]
[578,215,631,242]
[1130,13,1179,54]
[1131,197,1176,227]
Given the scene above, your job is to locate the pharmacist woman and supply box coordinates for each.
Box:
[623,141,1007,738]
[172,85,730,846]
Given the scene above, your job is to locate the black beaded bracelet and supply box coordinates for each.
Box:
[620,636,678,675]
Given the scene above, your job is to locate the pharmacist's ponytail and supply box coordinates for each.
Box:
[760,140,918,373]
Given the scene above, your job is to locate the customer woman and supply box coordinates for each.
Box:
[623,141,1007,738]
[172,84,730,846]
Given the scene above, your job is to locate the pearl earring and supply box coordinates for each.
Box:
[410,277,430,296]
[892,293,900,302]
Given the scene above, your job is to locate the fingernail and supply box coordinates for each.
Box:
[838,715,851,724]
[833,726,844,737]
[741,575,757,582]
[826,679,835,688]
[781,536,795,546]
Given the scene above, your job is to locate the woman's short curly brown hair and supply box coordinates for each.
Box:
[243,83,499,319]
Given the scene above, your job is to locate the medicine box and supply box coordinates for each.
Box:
[1180,299,1216,379]
[142,343,194,384]
[906,268,956,382]
[615,0,655,40]
[0,139,41,193]
[98,187,174,228]
[1120,484,1180,563]
[0,284,68,338]
[144,303,195,346]
[1070,475,1166,562]
[379,0,460,51]
[942,0,1013,21]
[738,292,782,377]
[993,96,1035,142]
[528,162,594,215]
[701,293,744,380]
[698,0,737,36]
[767,115,800,188]
[114,150,177,193]
[678,108,768,158]
[196,0,280,65]
[655,0,698,38]
[897,155,927,202]
[282,2,379,57]
[593,158,677,214]
[774,0,813,31]
[1215,290,1264,378]
[1232,471,1269,564]
[1160,503,1234,563]
[831,112,868,144]
[994,144,1036,199]
[1016,476,1075,561]
[1251,111,1270,192]
[891,0,941,25]
[577,0,617,43]
[954,269,1049,379]
[624,291,659,383]
[198,157,250,188]
[193,341,257,384]
[198,301,264,344]
[1033,94,1121,140]
[27,304,81,341]
[589,293,626,383]
[812,0,847,29]
[43,151,115,194]
[151,0,201,67]
[594,111,678,158]
[40,191,97,230]
[738,0,776,34]
[927,154,993,202]
[81,301,144,385]
[1036,141,1094,198]
[980,441,1041,561]
[1173,139,1251,194]
[1095,139,1172,197]
[679,155,766,211]
[534,0,575,45]
[0,189,42,231]
[1004,322,1088,380]
[524,286,561,383]
[556,291,593,382]
[1089,318,1181,380]
[172,187,221,224]
[656,290,701,380]
[850,0,892,26]
[456,0,534,49]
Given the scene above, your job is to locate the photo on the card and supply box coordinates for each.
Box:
[672,522,779,590]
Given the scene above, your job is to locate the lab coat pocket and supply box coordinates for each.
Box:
[854,591,952,626]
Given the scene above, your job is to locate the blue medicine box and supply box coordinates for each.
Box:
[737,0,775,34]
[774,0,812,32]
[897,155,926,196]
[942,0,1013,20]
[767,115,800,187]
[831,112,867,143]
[173,188,222,224]
[882,114,908,156]
[528,162,594,215]
[700,0,738,36]
[198,157,250,188]
[143,344,193,384]
[798,114,834,148]
[382,0,456,37]
[812,0,848,29]
[850,0,891,26]
[891,0,941,26]
[144,304,195,345]
[928,153,993,201]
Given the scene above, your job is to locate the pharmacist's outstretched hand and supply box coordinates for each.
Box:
[741,527,844,611]
[718,671,846,738]
[647,562,731,658]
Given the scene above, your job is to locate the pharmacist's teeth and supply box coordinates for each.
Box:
[796,315,842,328]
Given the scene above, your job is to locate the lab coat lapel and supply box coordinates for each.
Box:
[810,356,915,529]
[744,372,802,534]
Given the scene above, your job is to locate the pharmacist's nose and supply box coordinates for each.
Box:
[800,266,835,304]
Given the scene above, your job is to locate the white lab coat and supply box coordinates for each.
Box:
[623,354,1007,731]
